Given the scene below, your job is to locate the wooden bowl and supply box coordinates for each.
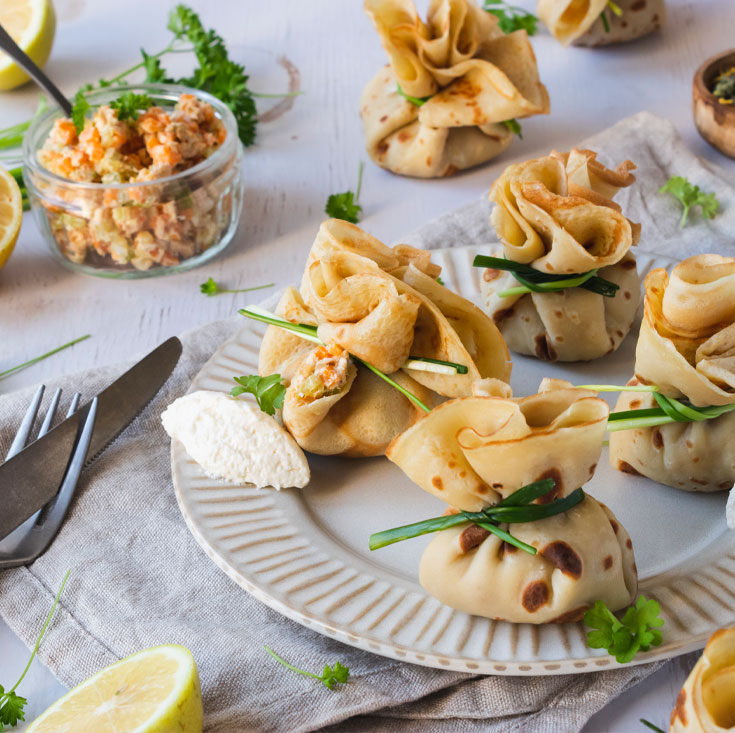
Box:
[693,49,735,158]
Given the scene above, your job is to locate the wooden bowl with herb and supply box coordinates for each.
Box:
[693,49,735,158]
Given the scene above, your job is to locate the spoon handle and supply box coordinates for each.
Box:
[0,22,72,116]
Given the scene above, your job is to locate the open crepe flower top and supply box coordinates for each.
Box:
[537,0,665,48]
[360,0,550,178]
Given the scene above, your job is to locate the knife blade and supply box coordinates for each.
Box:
[0,336,182,540]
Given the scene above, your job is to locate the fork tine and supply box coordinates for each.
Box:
[38,388,62,438]
[6,385,45,461]
[66,392,81,417]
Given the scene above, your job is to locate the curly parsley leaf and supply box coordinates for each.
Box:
[264,646,350,691]
[231,374,286,415]
[110,92,154,122]
[660,176,720,227]
[502,118,523,138]
[483,1,538,35]
[325,161,364,224]
[584,596,664,663]
[71,90,90,134]
[142,50,172,84]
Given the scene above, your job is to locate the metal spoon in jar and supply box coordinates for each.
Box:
[0,21,71,115]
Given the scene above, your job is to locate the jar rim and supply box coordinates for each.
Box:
[22,83,241,190]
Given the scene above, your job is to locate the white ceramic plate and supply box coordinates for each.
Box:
[172,245,735,675]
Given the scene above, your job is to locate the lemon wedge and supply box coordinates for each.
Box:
[0,166,23,270]
[26,645,204,733]
[0,0,56,91]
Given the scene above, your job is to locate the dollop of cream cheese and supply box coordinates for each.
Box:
[727,486,735,530]
[162,390,309,489]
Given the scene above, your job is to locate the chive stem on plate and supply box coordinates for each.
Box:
[575,384,660,393]
[0,335,91,380]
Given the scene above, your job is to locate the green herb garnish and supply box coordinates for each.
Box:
[231,374,286,415]
[325,162,363,224]
[0,571,69,731]
[0,96,47,152]
[600,10,611,32]
[109,92,154,122]
[7,167,28,212]
[584,596,664,663]
[369,481,585,555]
[436,276,445,285]
[660,176,719,228]
[396,83,433,107]
[0,335,91,381]
[264,646,349,690]
[502,118,523,138]
[199,278,274,297]
[640,720,666,733]
[472,255,620,298]
[71,90,90,134]
[713,67,735,104]
[483,1,538,34]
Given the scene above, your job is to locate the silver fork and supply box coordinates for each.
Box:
[0,385,97,568]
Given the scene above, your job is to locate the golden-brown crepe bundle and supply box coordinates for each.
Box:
[419,495,637,623]
[360,0,549,178]
[387,379,609,511]
[610,256,735,492]
[538,0,665,48]
[670,627,735,733]
[480,149,641,362]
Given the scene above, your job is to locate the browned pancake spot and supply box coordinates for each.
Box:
[431,476,443,490]
[589,463,597,477]
[671,689,687,726]
[624,290,632,300]
[629,399,641,409]
[535,468,562,503]
[691,478,709,486]
[534,334,557,361]
[483,268,502,282]
[443,165,459,177]
[494,308,514,324]
[459,525,490,553]
[522,580,550,612]
[540,541,582,578]
[548,606,588,624]
[652,429,663,448]
[630,0,646,9]
[609,518,619,534]
[626,538,633,549]
[377,142,389,155]
[603,555,613,570]
[618,461,641,476]
[379,115,388,123]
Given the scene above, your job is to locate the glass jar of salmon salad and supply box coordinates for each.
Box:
[22,85,243,278]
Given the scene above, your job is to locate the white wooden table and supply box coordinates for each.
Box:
[1,0,732,729]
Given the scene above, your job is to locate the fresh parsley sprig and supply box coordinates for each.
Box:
[472,255,620,298]
[369,480,585,555]
[199,278,274,297]
[0,335,90,381]
[660,176,719,228]
[0,571,69,731]
[584,596,664,663]
[109,92,154,122]
[264,646,349,690]
[396,83,433,107]
[483,1,538,35]
[325,162,364,224]
[231,374,286,415]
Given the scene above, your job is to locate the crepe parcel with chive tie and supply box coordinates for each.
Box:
[419,494,637,624]
[669,627,735,733]
[610,255,735,492]
[360,0,549,178]
[480,149,641,362]
[386,379,609,511]
[537,0,665,48]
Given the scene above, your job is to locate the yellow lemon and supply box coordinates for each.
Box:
[0,166,23,270]
[0,0,56,91]
[26,645,204,733]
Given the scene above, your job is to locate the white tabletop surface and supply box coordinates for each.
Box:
[1,0,733,729]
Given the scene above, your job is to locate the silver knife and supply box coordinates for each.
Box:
[0,336,182,539]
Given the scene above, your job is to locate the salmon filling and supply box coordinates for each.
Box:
[294,345,350,402]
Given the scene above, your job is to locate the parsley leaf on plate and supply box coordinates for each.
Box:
[231,374,286,415]
[264,646,350,691]
[71,90,90,134]
[584,596,664,663]
[659,176,719,227]
[325,161,364,224]
[483,1,538,35]
[110,92,154,122]
[199,278,274,297]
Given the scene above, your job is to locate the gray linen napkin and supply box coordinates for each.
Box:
[0,111,731,732]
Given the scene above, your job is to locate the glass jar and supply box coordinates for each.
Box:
[22,84,243,279]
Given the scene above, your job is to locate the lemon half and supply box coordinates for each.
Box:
[0,0,56,91]
[27,644,204,733]
[0,166,23,270]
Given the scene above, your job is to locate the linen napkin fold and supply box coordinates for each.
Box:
[0,111,730,732]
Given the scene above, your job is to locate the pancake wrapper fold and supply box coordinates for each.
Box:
[610,255,735,493]
[258,219,511,457]
[538,0,665,48]
[360,0,550,178]
[387,378,637,623]
[480,148,641,362]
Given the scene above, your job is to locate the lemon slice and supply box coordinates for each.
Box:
[0,0,56,91]
[27,645,204,733]
[0,166,22,269]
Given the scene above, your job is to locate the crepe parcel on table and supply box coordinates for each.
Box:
[480,148,641,362]
[669,627,735,733]
[538,0,665,47]
[610,255,735,492]
[360,0,549,178]
[387,379,638,623]
[258,219,511,457]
